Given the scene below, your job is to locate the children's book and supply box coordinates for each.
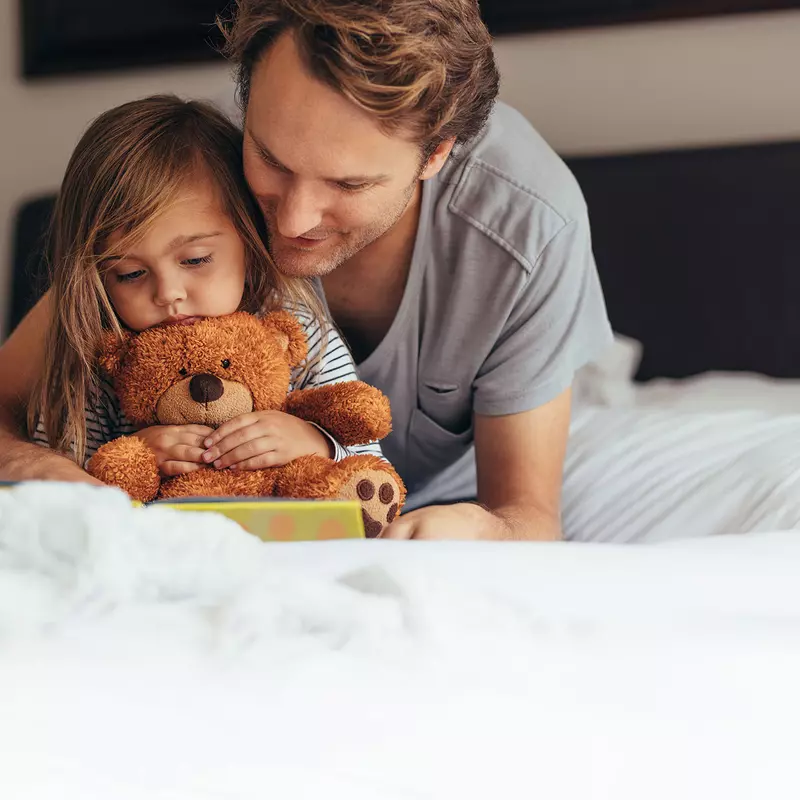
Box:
[0,482,365,541]
[149,496,366,542]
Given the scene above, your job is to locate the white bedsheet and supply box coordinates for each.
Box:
[563,336,800,542]
[2,483,800,799]
[564,407,800,542]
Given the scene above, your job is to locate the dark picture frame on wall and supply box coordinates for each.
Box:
[20,0,227,78]
[479,0,800,35]
[20,0,800,79]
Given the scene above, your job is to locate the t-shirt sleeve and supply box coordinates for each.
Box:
[472,214,614,416]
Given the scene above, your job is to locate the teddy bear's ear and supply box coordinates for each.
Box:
[97,329,133,378]
[261,310,308,368]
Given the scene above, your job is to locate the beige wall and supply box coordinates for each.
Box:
[494,9,800,156]
[1,3,800,334]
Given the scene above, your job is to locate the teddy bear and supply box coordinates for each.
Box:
[87,311,406,537]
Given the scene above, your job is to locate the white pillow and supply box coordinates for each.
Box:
[635,373,800,414]
[572,334,642,409]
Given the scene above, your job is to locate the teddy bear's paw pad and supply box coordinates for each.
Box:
[340,470,400,538]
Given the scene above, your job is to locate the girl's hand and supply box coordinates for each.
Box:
[133,424,214,477]
[201,411,333,471]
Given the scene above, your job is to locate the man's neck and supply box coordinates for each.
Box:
[322,183,422,363]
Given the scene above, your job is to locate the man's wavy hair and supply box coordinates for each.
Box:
[219,0,500,153]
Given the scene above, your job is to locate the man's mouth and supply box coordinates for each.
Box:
[283,234,331,249]
[264,215,339,249]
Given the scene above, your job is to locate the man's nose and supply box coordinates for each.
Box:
[274,182,324,239]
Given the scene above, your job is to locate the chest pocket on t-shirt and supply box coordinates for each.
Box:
[418,380,473,436]
[406,380,474,487]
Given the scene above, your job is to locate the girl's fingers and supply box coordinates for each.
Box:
[159,461,203,477]
[181,425,215,438]
[211,438,278,470]
[169,445,207,464]
[203,415,258,448]
[228,452,290,471]
[203,424,273,463]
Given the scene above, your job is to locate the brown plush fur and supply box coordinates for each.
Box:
[88,312,406,536]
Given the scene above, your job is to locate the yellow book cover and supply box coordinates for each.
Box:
[150,496,366,542]
[0,482,365,542]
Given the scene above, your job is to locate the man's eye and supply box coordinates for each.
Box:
[115,269,146,283]
[260,153,290,174]
[337,181,370,193]
[182,256,213,267]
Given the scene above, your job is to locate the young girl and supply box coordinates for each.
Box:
[29,94,382,476]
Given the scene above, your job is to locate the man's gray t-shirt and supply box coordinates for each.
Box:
[323,101,613,509]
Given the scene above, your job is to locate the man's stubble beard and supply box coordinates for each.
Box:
[263,179,418,278]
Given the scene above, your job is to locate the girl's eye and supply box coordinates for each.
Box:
[221,359,231,369]
[115,269,146,283]
[182,255,213,267]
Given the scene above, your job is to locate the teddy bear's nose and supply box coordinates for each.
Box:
[189,373,224,404]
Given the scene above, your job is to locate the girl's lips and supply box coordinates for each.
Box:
[163,316,202,326]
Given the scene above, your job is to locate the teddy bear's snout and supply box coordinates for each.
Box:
[156,373,254,427]
[189,373,224,404]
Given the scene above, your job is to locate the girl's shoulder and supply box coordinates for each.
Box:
[256,301,327,338]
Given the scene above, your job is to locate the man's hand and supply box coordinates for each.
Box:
[380,502,509,540]
[380,501,561,541]
[134,424,214,477]
[383,389,572,541]
[201,411,332,471]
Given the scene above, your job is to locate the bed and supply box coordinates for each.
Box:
[559,140,800,543]
[4,137,800,798]
[3,483,800,799]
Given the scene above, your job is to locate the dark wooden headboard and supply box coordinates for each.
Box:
[10,139,800,380]
[565,140,800,381]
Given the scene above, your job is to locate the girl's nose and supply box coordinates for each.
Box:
[153,277,187,307]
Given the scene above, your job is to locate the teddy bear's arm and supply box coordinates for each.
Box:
[87,435,162,504]
[283,382,392,447]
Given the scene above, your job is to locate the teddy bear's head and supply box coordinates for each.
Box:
[98,311,308,427]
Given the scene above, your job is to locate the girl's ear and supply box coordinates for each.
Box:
[97,329,133,377]
[261,310,308,368]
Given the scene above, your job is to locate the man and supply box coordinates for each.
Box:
[0,0,612,540]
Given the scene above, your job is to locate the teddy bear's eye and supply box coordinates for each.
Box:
[221,359,231,369]
[179,368,188,376]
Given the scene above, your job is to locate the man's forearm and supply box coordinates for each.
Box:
[478,502,562,542]
[0,412,96,483]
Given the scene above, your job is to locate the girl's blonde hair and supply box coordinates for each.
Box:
[29,94,322,464]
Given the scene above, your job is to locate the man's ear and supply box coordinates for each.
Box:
[97,329,133,378]
[420,137,456,181]
[261,310,308,368]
